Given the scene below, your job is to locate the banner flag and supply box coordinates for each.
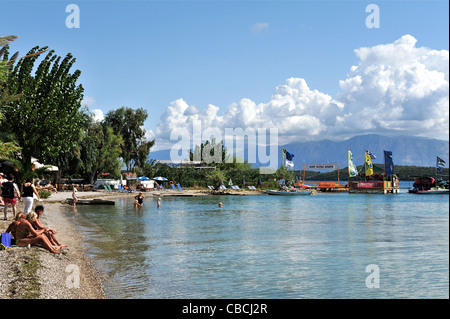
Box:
[365,151,374,176]
[347,150,358,177]
[384,150,394,175]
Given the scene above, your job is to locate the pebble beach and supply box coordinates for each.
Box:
[0,187,262,299]
[0,190,133,299]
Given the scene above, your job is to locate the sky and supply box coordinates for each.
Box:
[1,0,449,152]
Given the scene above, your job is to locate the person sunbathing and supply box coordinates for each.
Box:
[27,210,67,249]
[14,212,60,254]
[45,181,58,193]
[5,212,23,244]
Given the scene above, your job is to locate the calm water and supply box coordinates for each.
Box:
[62,184,449,299]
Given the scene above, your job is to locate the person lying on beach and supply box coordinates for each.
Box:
[27,207,67,248]
[13,211,60,254]
[45,182,58,193]
[134,192,145,208]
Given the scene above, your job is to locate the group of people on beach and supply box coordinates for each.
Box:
[4,205,67,254]
[1,173,42,220]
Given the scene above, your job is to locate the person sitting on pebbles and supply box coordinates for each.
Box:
[27,206,67,249]
[12,211,61,254]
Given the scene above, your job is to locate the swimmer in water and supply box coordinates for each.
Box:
[157,197,161,208]
[134,192,145,208]
[218,202,223,208]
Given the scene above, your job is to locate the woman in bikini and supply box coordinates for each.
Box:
[27,210,67,249]
[14,212,60,254]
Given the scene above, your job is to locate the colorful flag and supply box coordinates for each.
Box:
[347,150,358,177]
[366,149,376,159]
[437,156,446,167]
[365,151,374,176]
[284,150,294,168]
[384,150,394,175]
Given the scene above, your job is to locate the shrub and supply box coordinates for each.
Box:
[38,189,52,199]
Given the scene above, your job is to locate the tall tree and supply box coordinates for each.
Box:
[3,46,84,182]
[103,106,154,171]
[76,115,123,184]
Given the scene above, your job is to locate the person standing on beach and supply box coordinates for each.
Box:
[0,172,6,206]
[1,174,21,220]
[72,185,78,207]
[21,177,41,214]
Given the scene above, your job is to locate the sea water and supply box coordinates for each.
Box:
[62,183,449,299]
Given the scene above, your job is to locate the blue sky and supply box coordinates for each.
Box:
[1,0,449,150]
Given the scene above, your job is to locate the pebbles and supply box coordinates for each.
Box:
[0,200,107,299]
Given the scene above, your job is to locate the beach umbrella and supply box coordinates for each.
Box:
[136,176,150,180]
[295,175,299,183]
[242,176,245,186]
[228,179,233,186]
[153,176,168,181]
[258,177,262,187]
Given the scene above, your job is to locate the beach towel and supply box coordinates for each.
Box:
[1,232,12,250]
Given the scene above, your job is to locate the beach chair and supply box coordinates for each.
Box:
[250,186,257,190]
[248,186,253,191]
[234,185,242,190]
[207,186,214,190]
[176,184,184,191]
[171,184,176,190]
[220,185,228,190]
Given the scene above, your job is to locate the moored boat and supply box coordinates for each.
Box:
[411,188,449,195]
[408,176,449,194]
[265,189,312,196]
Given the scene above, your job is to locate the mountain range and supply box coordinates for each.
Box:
[149,134,449,168]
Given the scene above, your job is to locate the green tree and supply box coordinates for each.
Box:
[72,113,124,183]
[103,106,155,171]
[3,46,85,182]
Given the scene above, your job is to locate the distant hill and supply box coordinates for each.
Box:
[149,134,449,168]
[279,134,449,168]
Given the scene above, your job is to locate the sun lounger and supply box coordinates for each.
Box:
[171,184,176,190]
[233,185,242,190]
[207,186,214,190]
[220,185,228,190]
[176,184,184,191]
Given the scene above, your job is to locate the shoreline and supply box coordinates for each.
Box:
[0,188,263,299]
[0,190,137,299]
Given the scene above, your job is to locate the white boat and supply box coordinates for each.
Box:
[411,188,449,195]
[265,189,312,196]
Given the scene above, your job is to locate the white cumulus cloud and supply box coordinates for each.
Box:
[153,34,449,149]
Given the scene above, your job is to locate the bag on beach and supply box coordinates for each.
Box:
[0,232,12,250]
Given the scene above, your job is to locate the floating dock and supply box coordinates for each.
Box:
[348,180,399,194]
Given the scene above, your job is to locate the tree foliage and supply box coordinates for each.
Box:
[2,46,85,181]
[104,106,154,171]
